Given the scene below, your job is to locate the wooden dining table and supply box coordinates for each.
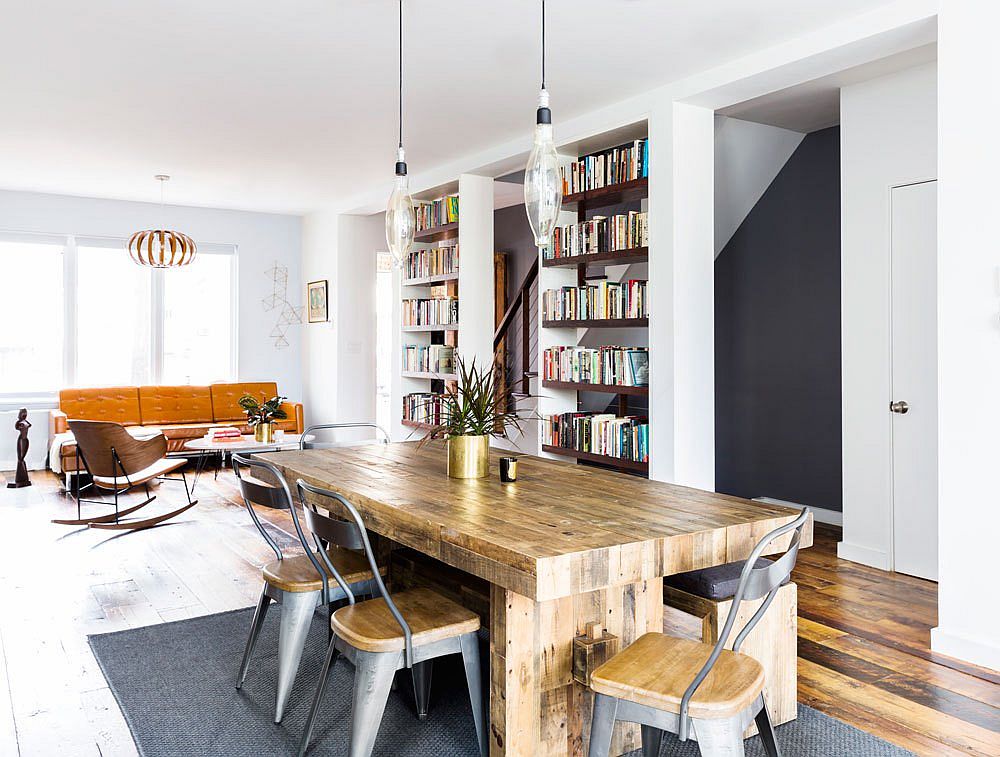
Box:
[259,441,812,757]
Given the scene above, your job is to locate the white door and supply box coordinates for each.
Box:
[890,180,937,580]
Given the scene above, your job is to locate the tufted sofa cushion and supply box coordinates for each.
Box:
[139,385,214,425]
[58,387,142,427]
[210,381,279,422]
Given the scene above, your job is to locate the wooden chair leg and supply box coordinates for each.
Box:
[692,717,745,756]
[348,651,399,757]
[754,696,782,757]
[237,584,272,689]
[641,724,663,757]
[588,694,618,757]
[459,631,486,757]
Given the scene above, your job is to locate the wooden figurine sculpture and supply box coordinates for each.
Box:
[8,408,31,488]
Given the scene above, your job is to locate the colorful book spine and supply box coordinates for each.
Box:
[403,393,452,426]
[541,412,649,463]
[415,195,460,231]
[560,138,648,196]
[544,211,648,260]
[541,280,647,321]
[404,242,459,280]
[401,297,459,327]
[402,344,455,374]
[542,346,648,386]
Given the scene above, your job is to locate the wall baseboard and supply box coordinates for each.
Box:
[837,541,891,570]
[931,626,1000,672]
[752,497,842,526]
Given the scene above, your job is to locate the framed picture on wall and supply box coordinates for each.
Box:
[307,280,328,323]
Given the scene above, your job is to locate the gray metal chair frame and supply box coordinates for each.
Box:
[295,479,486,757]
[230,453,379,723]
[589,508,810,757]
[300,422,390,450]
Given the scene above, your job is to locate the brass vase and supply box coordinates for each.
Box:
[447,435,490,479]
[254,422,275,443]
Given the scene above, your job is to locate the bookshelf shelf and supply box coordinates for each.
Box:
[542,380,648,396]
[541,445,648,474]
[542,247,648,269]
[562,177,648,208]
[414,221,459,243]
[402,324,460,332]
[542,317,648,329]
[402,272,459,287]
[402,371,458,381]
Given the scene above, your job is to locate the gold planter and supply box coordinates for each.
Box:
[254,422,275,444]
[447,435,490,479]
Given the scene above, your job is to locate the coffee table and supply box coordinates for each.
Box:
[182,434,303,492]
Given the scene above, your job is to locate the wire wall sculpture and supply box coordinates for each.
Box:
[262,261,303,349]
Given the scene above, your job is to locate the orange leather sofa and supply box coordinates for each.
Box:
[52,382,303,473]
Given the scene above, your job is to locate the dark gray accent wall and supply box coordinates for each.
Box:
[715,126,842,511]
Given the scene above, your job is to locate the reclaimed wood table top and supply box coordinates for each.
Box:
[259,441,812,601]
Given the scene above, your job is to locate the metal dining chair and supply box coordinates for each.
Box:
[300,422,390,450]
[587,508,810,757]
[295,478,486,757]
[230,454,383,723]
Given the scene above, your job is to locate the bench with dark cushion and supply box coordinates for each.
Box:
[664,558,788,600]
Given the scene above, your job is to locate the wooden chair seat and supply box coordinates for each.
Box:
[330,587,480,653]
[92,456,187,489]
[263,548,383,593]
[590,632,765,720]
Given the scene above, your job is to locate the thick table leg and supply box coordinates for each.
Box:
[489,577,663,757]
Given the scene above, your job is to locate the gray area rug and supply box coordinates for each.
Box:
[89,607,916,756]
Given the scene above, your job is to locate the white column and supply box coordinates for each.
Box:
[457,174,495,372]
[647,99,716,489]
[932,0,1000,671]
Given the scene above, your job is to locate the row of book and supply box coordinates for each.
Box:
[415,195,459,231]
[403,392,451,426]
[561,139,648,196]
[544,211,648,260]
[404,242,459,281]
[402,297,459,327]
[543,346,649,387]
[402,344,455,375]
[542,412,649,463]
[542,280,647,322]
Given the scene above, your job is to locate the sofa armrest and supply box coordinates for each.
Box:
[280,402,304,434]
[51,409,69,434]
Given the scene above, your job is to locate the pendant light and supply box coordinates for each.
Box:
[524,0,562,248]
[126,175,197,268]
[385,0,415,268]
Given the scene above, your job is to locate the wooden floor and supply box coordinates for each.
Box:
[0,469,997,756]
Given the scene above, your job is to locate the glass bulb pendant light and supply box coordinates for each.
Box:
[524,0,562,248]
[385,0,414,268]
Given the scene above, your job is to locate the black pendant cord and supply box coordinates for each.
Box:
[541,0,546,90]
[398,0,403,150]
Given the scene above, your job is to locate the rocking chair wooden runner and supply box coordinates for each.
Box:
[52,420,197,530]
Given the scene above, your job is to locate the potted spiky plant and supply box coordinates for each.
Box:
[421,357,523,479]
[238,393,287,443]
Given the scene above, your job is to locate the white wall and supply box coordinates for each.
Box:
[933,0,1000,671]
[302,210,380,434]
[0,189,303,400]
[714,116,805,256]
[839,62,937,570]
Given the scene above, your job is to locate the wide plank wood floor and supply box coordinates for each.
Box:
[0,469,997,756]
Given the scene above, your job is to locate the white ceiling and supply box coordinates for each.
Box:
[0,0,902,215]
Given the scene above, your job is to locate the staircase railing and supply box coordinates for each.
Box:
[493,257,538,396]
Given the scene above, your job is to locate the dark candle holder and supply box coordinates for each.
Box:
[499,456,518,483]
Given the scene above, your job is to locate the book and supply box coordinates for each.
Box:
[561,138,648,196]
[542,346,649,387]
[415,195,459,231]
[402,297,459,327]
[403,393,452,426]
[542,280,647,321]
[544,211,648,260]
[542,412,649,462]
[402,344,455,374]
[404,242,459,281]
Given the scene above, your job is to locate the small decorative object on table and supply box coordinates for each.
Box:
[420,357,525,479]
[238,393,287,444]
[7,408,31,489]
[499,456,518,483]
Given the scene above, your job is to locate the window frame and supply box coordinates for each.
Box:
[0,231,239,404]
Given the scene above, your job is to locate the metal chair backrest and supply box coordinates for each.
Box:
[230,453,320,578]
[678,507,810,740]
[300,423,390,450]
[295,478,414,667]
[69,419,166,478]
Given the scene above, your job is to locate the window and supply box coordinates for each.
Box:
[0,233,237,397]
[0,239,65,394]
[162,253,235,384]
[77,243,152,386]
